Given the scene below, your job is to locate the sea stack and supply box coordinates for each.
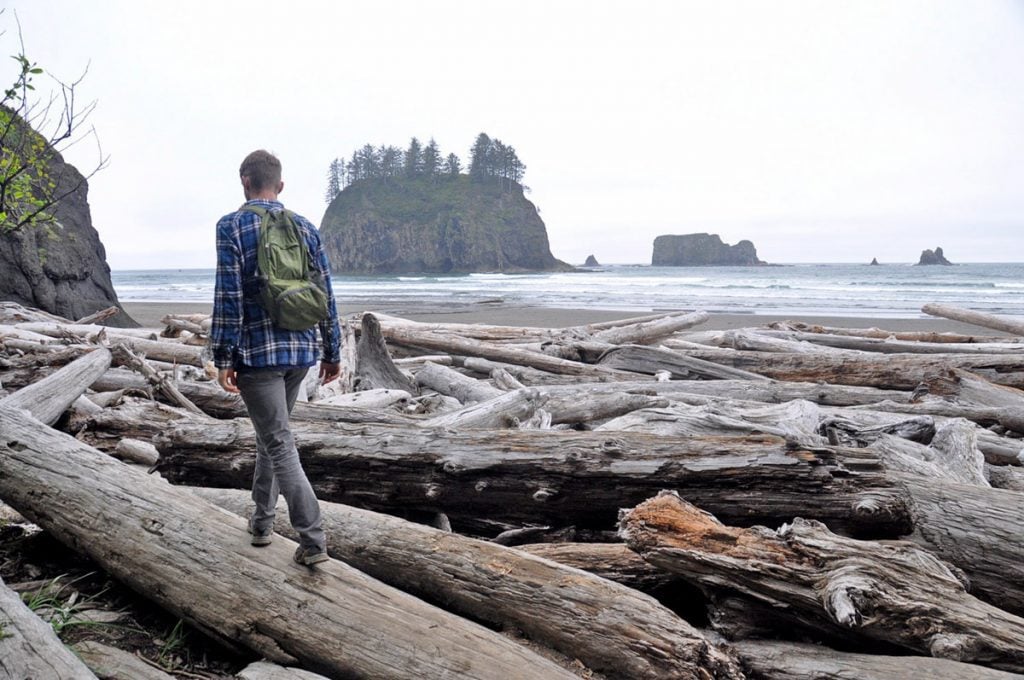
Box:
[918,247,953,266]
[652,233,765,266]
[583,254,600,267]
[320,176,572,274]
[870,257,879,266]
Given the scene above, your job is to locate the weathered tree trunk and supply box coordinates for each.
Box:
[192,487,743,680]
[414,361,502,403]
[0,346,111,425]
[0,406,579,680]
[72,640,175,680]
[756,329,1024,354]
[13,322,205,366]
[922,303,1024,336]
[620,491,1024,672]
[152,419,911,536]
[988,464,1024,491]
[673,347,1024,389]
[419,388,547,429]
[381,325,635,379]
[544,391,670,427]
[110,343,205,415]
[518,542,677,592]
[354,314,418,393]
[765,319,1015,343]
[731,639,1024,680]
[235,660,331,679]
[0,575,99,679]
[597,345,772,381]
[900,475,1024,618]
[589,310,709,345]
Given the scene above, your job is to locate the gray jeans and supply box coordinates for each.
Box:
[236,367,325,551]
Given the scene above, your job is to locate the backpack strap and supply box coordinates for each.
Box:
[239,205,316,277]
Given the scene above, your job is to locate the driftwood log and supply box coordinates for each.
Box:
[620,491,1024,672]
[152,417,911,536]
[0,346,111,426]
[192,487,742,679]
[0,405,580,679]
[0,575,99,679]
[731,639,1024,680]
[923,302,1024,336]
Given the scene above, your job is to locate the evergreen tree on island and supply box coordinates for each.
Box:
[326,132,527,201]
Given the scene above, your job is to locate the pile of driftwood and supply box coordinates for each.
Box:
[2,298,1024,679]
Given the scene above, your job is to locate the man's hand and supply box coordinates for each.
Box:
[319,361,341,385]
[218,368,239,394]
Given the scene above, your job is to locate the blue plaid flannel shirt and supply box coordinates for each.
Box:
[210,199,341,370]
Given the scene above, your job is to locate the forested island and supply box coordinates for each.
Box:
[320,134,571,275]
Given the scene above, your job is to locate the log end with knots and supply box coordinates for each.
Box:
[425,483,443,500]
[929,633,976,662]
[819,566,871,629]
[532,487,557,502]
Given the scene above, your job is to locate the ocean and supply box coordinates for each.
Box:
[111,263,1024,319]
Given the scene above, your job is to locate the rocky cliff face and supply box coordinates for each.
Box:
[652,233,765,266]
[320,177,572,275]
[918,247,953,266]
[0,116,133,325]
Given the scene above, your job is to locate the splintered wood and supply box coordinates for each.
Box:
[2,299,1024,679]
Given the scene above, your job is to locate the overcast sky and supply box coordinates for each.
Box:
[4,1,1023,268]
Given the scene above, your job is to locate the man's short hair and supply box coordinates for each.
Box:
[239,150,282,191]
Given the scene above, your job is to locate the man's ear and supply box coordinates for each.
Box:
[277,180,285,195]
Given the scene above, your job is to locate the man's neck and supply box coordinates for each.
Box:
[246,192,279,202]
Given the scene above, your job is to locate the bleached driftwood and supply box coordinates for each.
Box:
[518,542,676,592]
[589,310,709,345]
[620,491,1024,672]
[731,639,1024,680]
[922,303,1024,336]
[152,419,910,536]
[110,343,205,415]
[414,361,502,404]
[0,347,111,425]
[419,388,547,430]
[73,640,174,680]
[113,438,160,466]
[354,313,418,394]
[597,344,772,381]
[0,406,580,680]
[192,487,743,679]
[0,575,99,679]
[235,661,331,679]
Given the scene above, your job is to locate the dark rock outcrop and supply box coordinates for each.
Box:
[651,233,765,266]
[320,177,572,274]
[0,114,134,325]
[918,247,953,266]
[583,254,599,267]
[870,257,879,266]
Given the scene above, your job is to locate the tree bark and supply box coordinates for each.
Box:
[192,487,743,680]
[72,640,175,680]
[419,387,547,429]
[0,575,99,680]
[0,406,579,680]
[152,419,911,536]
[0,346,111,425]
[620,491,1024,673]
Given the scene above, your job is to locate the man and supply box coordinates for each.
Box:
[210,149,341,566]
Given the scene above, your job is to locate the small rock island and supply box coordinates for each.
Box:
[918,247,953,266]
[583,255,600,267]
[652,233,765,266]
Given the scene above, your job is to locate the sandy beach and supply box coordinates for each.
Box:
[121,301,996,335]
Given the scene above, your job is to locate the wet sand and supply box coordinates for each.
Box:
[121,301,991,335]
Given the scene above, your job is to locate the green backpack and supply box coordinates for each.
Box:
[241,205,329,331]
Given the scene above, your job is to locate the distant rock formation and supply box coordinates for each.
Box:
[870,257,879,266]
[320,176,573,274]
[583,254,599,267]
[918,247,953,266]
[0,113,134,325]
[652,233,765,266]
